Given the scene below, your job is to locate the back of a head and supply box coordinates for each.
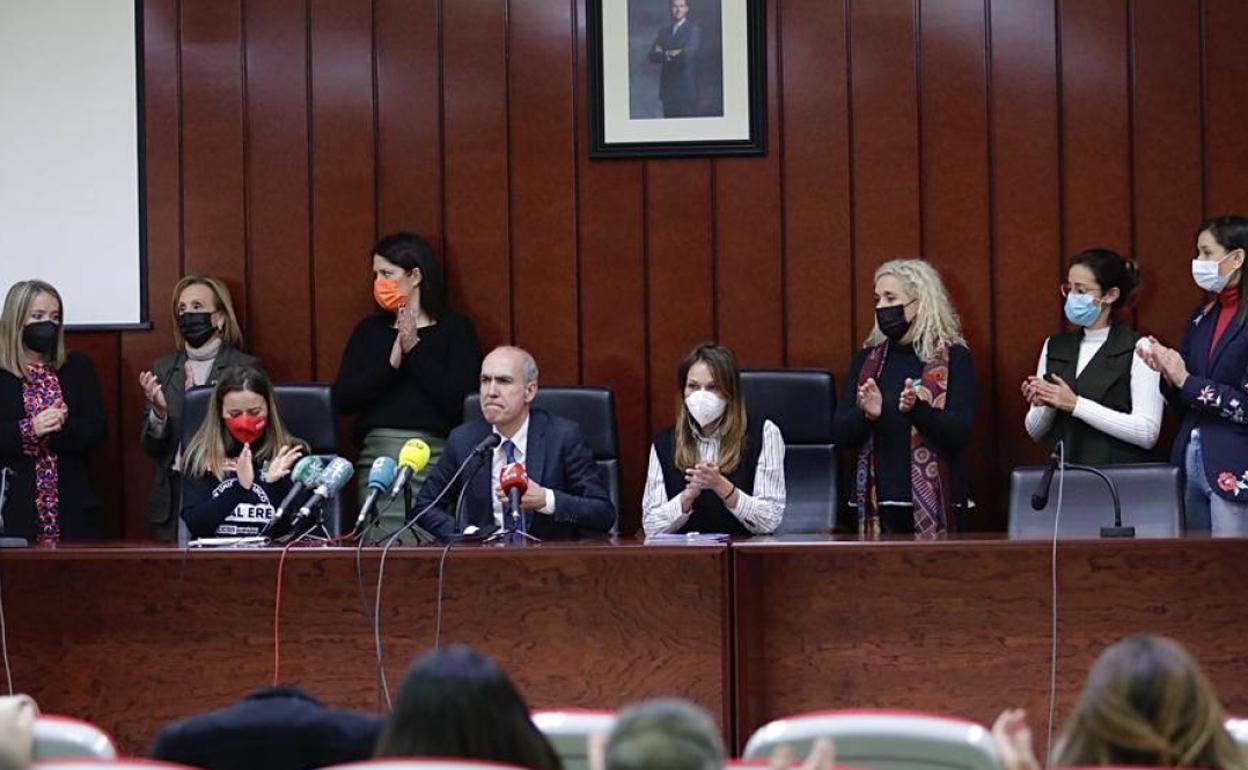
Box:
[376,645,560,770]
[1056,634,1247,770]
[605,699,724,770]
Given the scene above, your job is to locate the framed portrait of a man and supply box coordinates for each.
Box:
[587,0,766,158]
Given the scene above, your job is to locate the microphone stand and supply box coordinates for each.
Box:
[0,469,28,548]
[1060,462,1135,538]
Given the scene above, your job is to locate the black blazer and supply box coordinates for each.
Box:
[151,686,382,770]
[139,346,260,537]
[1170,302,1248,502]
[0,352,106,540]
[412,408,616,540]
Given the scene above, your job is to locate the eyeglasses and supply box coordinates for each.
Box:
[1059,283,1100,298]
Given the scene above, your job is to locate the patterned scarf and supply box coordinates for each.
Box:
[853,341,952,539]
[20,363,64,544]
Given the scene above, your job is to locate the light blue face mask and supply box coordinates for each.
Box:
[1064,292,1103,327]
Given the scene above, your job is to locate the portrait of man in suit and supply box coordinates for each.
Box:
[648,0,702,117]
[628,0,724,120]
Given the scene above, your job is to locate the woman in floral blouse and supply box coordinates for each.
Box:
[1140,215,1248,534]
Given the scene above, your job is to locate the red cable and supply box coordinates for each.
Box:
[274,531,357,686]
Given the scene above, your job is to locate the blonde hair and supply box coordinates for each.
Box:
[1055,635,1247,770]
[0,280,68,378]
[182,366,304,479]
[863,259,966,362]
[170,276,244,349]
[674,343,747,474]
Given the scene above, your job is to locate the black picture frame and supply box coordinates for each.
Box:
[587,0,767,159]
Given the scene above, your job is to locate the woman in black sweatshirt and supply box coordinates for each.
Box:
[332,233,481,536]
[832,258,978,536]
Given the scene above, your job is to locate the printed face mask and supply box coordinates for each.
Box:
[685,389,727,427]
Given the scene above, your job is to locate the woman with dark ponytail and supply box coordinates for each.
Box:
[1022,248,1162,465]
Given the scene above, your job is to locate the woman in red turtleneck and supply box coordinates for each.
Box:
[1140,215,1248,534]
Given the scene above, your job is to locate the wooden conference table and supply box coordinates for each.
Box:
[3,534,1246,754]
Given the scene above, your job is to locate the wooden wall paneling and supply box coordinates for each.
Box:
[1130,1,1203,345]
[441,0,511,352]
[988,0,1061,490]
[66,333,123,536]
[120,0,184,538]
[309,0,376,382]
[779,0,853,371]
[1202,0,1248,216]
[645,160,714,434]
[713,0,783,369]
[574,0,648,535]
[918,0,995,523]
[848,0,921,340]
[179,0,248,321]
[1059,0,1131,256]
[509,0,580,384]
[375,0,443,243]
[244,0,313,382]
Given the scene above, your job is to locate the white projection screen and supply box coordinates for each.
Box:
[0,0,145,329]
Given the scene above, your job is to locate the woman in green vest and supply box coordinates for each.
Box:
[1022,248,1162,465]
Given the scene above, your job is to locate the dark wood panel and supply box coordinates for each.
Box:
[734,537,1248,750]
[848,0,920,340]
[779,0,853,370]
[441,0,511,350]
[308,0,376,381]
[65,334,122,537]
[121,0,184,538]
[1130,1,1203,343]
[714,1,783,369]
[509,0,580,384]
[375,0,443,242]
[1203,0,1248,215]
[1059,0,1131,255]
[918,0,995,521]
[645,161,714,434]
[3,544,730,755]
[988,0,1062,483]
[179,0,247,323]
[244,0,313,382]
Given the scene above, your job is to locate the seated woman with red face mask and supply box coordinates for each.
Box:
[180,366,308,538]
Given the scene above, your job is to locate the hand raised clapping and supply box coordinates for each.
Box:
[857,378,883,420]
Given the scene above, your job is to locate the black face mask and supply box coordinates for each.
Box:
[875,304,912,342]
[178,312,218,348]
[22,321,59,356]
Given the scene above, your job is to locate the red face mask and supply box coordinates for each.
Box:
[224,414,268,445]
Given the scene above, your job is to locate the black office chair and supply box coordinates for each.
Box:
[740,369,838,534]
[463,387,620,530]
[181,384,341,538]
[1007,462,1183,539]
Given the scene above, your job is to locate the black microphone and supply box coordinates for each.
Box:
[1030,443,1063,510]
[471,433,502,456]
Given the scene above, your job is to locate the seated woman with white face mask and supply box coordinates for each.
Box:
[641,343,786,537]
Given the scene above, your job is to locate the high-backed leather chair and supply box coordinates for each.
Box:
[740,369,837,534]
[463,387,621,521]
[1007,462,1182,539]
[181,384,341,537]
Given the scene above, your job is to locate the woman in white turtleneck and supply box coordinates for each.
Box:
[1022,249,1162,465]
[138,276,261,541]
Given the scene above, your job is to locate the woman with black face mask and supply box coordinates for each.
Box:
[0,280,106,543]
[832,259,978,536]
[137,276,261,541]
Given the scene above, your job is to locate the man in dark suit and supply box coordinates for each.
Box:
[648,0,702,118]
[411,346,616,540]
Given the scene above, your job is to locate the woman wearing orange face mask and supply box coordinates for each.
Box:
[333,233,481,534]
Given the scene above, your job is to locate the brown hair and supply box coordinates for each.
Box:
[1055,635,1247,770]
[182,366,304,479]
[674,343,747,474]
[169,276,244,349]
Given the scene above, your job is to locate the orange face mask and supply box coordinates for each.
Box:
[373,279,408,312]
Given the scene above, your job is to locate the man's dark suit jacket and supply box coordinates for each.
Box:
[151,687,382,770]
[412,407,616,540]
[648,18,702,117]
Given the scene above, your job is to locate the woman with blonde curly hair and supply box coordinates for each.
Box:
[994,635,1247,770]
[832,258,977,536]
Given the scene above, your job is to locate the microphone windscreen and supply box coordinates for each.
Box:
[500,462,528,494]
[291,455,325,486]
[366,456,398,492]
[398,439,432,474]
[317,457,355,493]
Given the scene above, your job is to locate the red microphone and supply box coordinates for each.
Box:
[500,462,529,519]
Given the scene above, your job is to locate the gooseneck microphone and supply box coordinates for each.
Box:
[261,455,324,536]
[1030,443,1063,511]
[287,457,354,533]
[387,439,432,502]
[354,456,398,533]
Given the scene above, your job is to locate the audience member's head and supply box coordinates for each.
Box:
[604,698,724,770]
[1054,634,1245,769]
[375,645,561,770]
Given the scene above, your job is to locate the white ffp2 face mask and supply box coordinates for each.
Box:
[685,390,727,427]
